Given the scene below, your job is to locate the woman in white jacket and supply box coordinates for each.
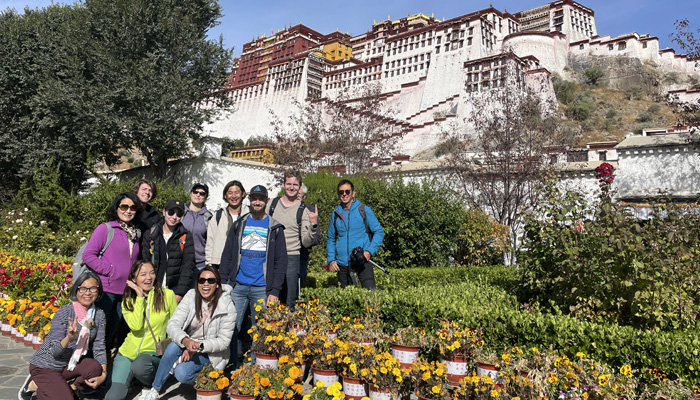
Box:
[142,266,235,400]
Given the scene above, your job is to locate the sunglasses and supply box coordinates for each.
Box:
[197,277,217,284]
[338,189,352,196]
[119,204,138,212]
[192,190,207,196]
[167,209,184,218]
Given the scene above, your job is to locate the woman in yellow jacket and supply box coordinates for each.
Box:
[105,260,177,400]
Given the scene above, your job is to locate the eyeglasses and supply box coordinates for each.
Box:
[192,190,207,196]
[78,286,99,293]
[338,189,352,196]
[197,277,217,284]
[119,204,138,212]
[167,209,184,218]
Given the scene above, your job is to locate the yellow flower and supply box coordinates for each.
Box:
[491,390,500,398]
[620,364,632,377]
[432,385,441,394]
[576,352,585,358]
[583,392,589,399]
[261,377,271,387]
[209,371,219,379]
[547,374,558,384]
[216,377,229,390]
[316,381,325,388]
[267,389,276,398]
[598,374,610,386]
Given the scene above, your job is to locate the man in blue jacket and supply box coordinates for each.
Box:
[327,179,385,289]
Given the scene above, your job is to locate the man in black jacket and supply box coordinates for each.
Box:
[141,199,195,302]
[219,185,287,368]
[132,179,161,236]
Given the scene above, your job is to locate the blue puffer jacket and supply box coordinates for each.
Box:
[326,200,384,267]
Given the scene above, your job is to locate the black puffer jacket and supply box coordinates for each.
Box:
[141,221,195,296]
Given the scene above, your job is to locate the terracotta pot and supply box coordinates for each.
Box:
[255,353,279,369]
[195,389,222,400]
[1,322,11,336]
[24,332,35,346]
[32,335,43,349]
[476,361,503,386]
[313,367,339,388]
[391,343,420,369]
[228,393,255,400]
[342,375,368,400]
[415,392,432,400]
[369,385,396,400]
[440,354,469,384]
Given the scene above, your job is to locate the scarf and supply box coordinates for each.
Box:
[67,302,95,371]
[119,220,138,243]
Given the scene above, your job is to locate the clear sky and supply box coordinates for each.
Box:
[4,0,699,58]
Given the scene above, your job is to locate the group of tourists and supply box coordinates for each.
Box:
[18,172,385,400]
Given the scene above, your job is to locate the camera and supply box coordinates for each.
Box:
[350,247,366,265]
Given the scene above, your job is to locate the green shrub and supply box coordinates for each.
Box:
[553,78,577,105]
[519,176,700,332]
[301,172,508,271]
[583,68,604,86]
[0,172,187,257]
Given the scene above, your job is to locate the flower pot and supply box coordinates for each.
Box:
[32,337,43,350]
[255,353,279,369]
[415,392,431,400]
[24,332,34,346]
[196,389,222,400]
[326,331,337,342]
[476,361,503,385]
[342,375,368,400]
[441,354,469,384]
[391,343,420,369]
[313,367,339,388]
[369,385,396,400]
[228,393,255,400]
[291,324,306,336]
[1,322,11,336]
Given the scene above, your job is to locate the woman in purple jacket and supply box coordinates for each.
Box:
[82,192,142,349]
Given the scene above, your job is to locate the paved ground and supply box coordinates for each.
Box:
[0,334,320,400]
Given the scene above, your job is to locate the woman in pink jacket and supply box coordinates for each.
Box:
[82,192,141,349]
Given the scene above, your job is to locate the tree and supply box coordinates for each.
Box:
[85,0,233,178]
[441,55,577,264]
[0,5,121,201]
[668,19,700,126]
[0,1,233,201]
[269,82,401,174]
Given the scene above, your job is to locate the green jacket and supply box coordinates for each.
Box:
[119,288,177,359]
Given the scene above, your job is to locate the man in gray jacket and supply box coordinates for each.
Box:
[219,184,287,368]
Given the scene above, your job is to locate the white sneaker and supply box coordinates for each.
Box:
[136,388,150,400]
[142,388,160,400]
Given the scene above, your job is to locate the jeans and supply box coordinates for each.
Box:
[105,352,160,400]
[337,260,376,289]
[151,342,210,390]
[95,292,123,350]
[280,255,300,308]
[230,283,266,368]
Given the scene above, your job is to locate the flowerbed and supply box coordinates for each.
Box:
[0,251,71,340]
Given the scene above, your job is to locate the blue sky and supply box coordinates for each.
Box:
[4,0,699,58]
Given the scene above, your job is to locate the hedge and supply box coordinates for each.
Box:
[301,279,700,386]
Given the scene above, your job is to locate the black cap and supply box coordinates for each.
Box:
[164,199,185,211]
[191,183,209,195]
[249,185,268,198]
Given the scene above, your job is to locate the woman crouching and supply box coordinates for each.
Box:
[142,266,236,400]
[22,271,107,400]
[105,260,177,400]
